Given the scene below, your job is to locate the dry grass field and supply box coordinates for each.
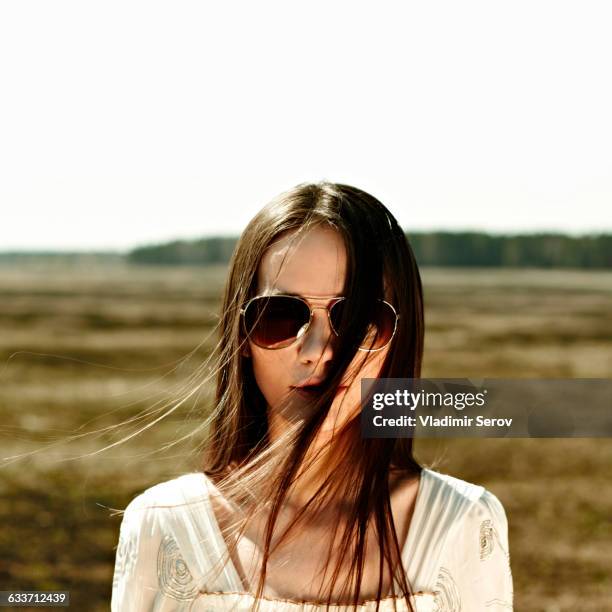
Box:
[0,263,611,611]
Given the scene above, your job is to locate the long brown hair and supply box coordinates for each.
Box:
[202,182,425,611]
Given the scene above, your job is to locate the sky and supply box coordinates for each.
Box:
[1,1,611,251]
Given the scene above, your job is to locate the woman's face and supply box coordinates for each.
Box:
[246,225,391,439]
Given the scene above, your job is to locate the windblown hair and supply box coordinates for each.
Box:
[202,182,425,612]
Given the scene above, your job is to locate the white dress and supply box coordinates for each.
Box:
[111,468,513,611]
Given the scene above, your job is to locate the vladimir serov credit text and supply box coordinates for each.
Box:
[372,415,513,427]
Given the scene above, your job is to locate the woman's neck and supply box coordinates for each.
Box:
[267,408,348,508]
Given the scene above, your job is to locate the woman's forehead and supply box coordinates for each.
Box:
[257,226,347,295]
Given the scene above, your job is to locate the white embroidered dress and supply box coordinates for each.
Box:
[111,468,513,611]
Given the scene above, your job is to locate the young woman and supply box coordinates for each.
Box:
[111,183,513,611]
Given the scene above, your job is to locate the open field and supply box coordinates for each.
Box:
[0,263,611,610]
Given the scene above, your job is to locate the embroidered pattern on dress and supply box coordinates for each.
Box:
[157,534,200,601]
[433,566,461,612]
[479,519,494,560]
[112,527,139,588]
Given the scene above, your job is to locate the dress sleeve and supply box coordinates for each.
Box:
[432,488,514,611]
[111,492,163,612]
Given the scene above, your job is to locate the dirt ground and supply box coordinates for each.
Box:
[0,263,610,610]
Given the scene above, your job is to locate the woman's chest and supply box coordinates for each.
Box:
[231,513,403,601]
[208,474,419,602]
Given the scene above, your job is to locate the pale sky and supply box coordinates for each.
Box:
[1,1,611,251]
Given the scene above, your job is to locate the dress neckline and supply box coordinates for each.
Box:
[200,467,432,602]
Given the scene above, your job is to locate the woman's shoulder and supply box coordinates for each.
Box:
[421,466,507,516]
[408,469,513,609]
[121,472,214,519]
[418,467,510,560]
[416,467,509,556]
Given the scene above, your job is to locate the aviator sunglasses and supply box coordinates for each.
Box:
[240,294,399,352]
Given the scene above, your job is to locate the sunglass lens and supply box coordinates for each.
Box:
[331,299,396,350]
[244,296,310,348]
[362,301,397,350]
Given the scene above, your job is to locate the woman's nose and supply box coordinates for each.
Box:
[297,308,335,364]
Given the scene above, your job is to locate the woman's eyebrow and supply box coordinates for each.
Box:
[260,288,294,296]
[262,289,345,298]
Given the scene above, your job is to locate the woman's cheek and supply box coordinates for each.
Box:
[345,348,388,387]
[250,349,288,407]
[331,349,389,425]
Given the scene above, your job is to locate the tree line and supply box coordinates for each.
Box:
[127,232,612,268]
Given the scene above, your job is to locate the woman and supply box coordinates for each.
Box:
[111,182,513,611]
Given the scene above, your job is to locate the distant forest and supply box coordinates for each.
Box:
[126,232,612,269]
[1,232,610,268]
